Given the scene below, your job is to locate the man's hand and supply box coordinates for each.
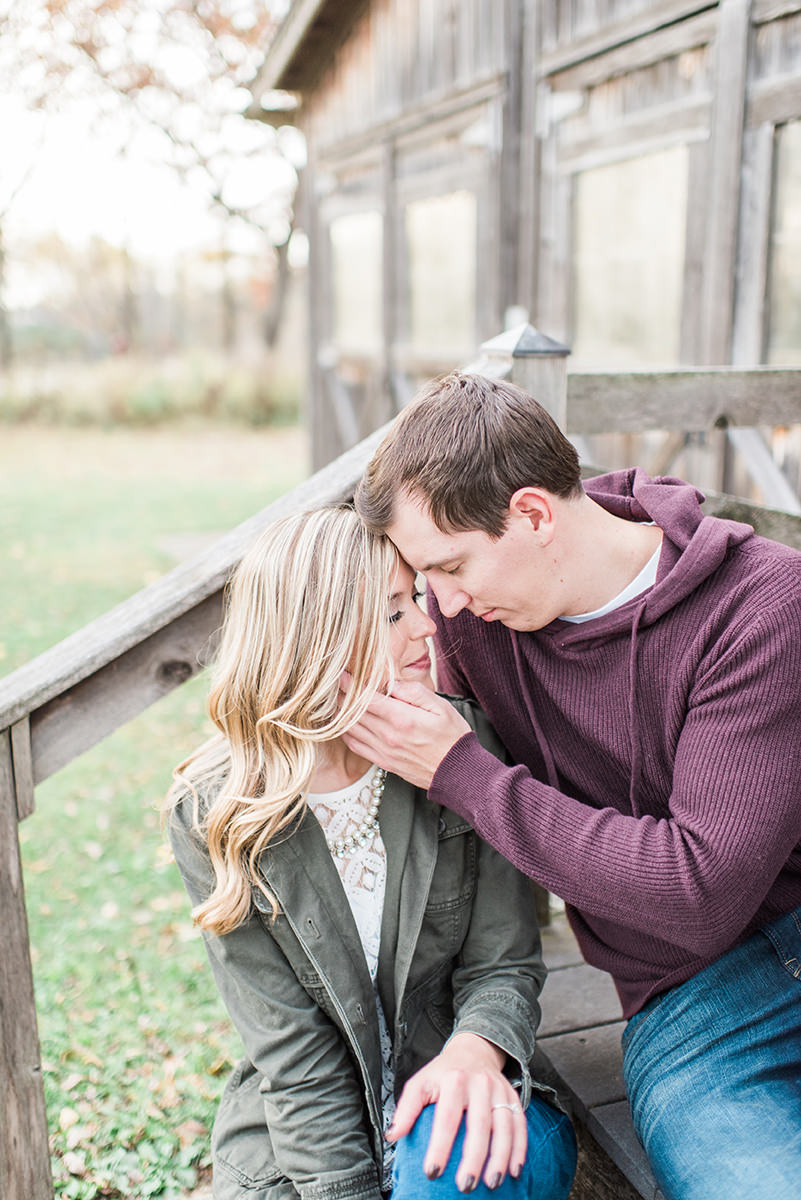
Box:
[388,1033,527,1191]
[340,676,470,790]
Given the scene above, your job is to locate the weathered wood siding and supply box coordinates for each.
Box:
[303,0,509,150]
[283,0,801,465]
[299,0,533,466]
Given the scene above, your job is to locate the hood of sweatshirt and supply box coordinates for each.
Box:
[507,468,755,812]
[540,467,755,646]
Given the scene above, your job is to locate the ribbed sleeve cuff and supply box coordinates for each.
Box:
[430,731,506,821]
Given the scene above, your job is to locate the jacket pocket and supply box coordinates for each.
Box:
[760,904,801,982]
[213,1061,298,1197]
[423,818,477,914]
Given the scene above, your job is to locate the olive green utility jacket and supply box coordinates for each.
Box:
[168,701,549,1200]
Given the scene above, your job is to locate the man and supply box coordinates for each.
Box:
[345,372,801,1200]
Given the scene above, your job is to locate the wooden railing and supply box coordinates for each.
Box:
[3,326,801,1198]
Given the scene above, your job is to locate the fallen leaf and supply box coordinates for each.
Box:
[176,1119,207,1149]
[62,1151,86,1177]
[59,1106,80,1131]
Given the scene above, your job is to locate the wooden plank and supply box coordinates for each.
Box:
[539,961,623,1036]
[520,0,542,321]
[316,71,506,162]
[533,914,656,1198]
[549,8,717,92]
[325,367,362,452]
[571,1119,649,1200]
[731,122,775,365]
[752,0,801,22]
[536,104,574,339]
[498,0,524,316]
[538,1021,628,1112]
[381,138,401,417]
[587,1102,665,1199]
[727,427,801,512]
[557,96,710,173]
[700,0,752,364]
[0,423,388,733]
[680,140,708,363]
[30,594,222,786]
[10,717,34,820]
[538,0,717,77]
[0,730,54,1200]
[246,0,328,101]
[746,74,801,127]
[701,491,801,547]
[564,367,801,434]
[541,910,586,970]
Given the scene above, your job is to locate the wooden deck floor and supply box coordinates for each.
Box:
[539,910,664,1200]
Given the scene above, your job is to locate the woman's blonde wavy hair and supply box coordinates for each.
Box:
[165,504,399,935]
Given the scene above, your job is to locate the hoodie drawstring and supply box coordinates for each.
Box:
[628,599,647,816]
[512,603,648,814]
[511,632,560,791]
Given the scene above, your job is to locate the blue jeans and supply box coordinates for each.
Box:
[622,905,801,1200]
[390,1096,576,1199]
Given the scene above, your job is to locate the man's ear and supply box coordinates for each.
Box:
[509,487,556,544]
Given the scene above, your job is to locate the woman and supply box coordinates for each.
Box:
[165,504,576,1200]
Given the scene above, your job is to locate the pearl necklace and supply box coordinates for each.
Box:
[327,766,387,859]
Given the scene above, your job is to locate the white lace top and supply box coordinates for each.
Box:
[308,765,396,1183]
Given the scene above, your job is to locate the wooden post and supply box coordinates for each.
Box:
[381,138,402,418]
[479,322,570,425]
[499,0,525,316]
[700,0,752,365]
[10,717,35,820]
[0,729,54,1200]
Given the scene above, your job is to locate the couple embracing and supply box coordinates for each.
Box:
[168,374,801,1200]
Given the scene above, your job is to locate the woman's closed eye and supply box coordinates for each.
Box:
[389,590,426,623]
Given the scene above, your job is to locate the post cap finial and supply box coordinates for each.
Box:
[481,323,571,358]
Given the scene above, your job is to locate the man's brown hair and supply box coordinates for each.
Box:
[355,372,582,538]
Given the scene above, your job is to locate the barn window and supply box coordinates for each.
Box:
[330,210,383,352]
[404,189,477,357]
[570,145,689,367]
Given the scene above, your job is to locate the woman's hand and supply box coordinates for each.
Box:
[387,1032,527,1191]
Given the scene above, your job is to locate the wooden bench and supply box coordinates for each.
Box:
[539,912,664,1200]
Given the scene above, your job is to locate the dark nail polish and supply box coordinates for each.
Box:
[510,1163,523,1180]
[489,1172,503,1190]
[461,1176,477,1193]
[425,1164,442,1180]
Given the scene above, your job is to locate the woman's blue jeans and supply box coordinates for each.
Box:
[391,1096,576,1199]
[622,905,801,1200]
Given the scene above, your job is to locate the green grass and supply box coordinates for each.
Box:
[3,425,308,1197]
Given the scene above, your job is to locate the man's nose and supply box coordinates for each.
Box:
[430,578,470,618]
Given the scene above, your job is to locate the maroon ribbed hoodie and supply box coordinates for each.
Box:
[430,468,801,1016]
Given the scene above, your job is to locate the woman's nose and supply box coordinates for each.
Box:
[410,599,437,639]
[417,609,437,638]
